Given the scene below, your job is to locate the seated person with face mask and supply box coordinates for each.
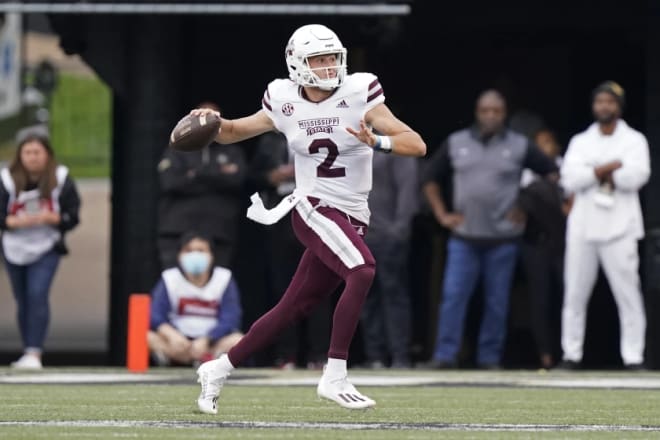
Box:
[148,231,244,366]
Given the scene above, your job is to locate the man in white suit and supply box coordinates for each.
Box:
[559,81,650,370]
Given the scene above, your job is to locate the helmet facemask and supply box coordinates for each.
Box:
[301,49,347,90]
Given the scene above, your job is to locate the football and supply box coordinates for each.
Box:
[168,112,221,152]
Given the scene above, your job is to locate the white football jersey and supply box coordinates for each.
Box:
[262,72,385,224]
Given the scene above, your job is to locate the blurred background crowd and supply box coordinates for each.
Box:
[0,1,658,371]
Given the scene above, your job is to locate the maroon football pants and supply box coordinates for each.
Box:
[228,198,375,365]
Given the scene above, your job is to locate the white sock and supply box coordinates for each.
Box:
[216,353,235,373]
[324,358,347,379]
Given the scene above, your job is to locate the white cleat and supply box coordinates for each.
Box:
[317,374,376,409]
[196,359,230,415]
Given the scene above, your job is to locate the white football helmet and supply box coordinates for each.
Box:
[285,24,347,90]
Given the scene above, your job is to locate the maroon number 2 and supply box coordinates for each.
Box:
[309,139,346,178]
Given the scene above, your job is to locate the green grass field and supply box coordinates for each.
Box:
[1,367,660,439]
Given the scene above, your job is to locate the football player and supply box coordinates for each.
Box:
[192,23,426,413]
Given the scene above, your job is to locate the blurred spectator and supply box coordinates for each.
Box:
[157,101,247,270]
[422,89,558,369]
[0,133,81,369]
[558,81,649,370]
[248,131,331,369]
[148,231,244,366]
[521,129,563,187]
[509,108,546,141]
[360,151,419,368]
[517,128,570,369]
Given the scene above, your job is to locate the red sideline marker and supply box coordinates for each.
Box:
[127,293,150,372]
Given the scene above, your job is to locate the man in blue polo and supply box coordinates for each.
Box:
[422,89,558,369]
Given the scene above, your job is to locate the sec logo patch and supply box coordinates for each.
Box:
[282,103,294,116]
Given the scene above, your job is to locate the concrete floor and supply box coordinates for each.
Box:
[0,179,110,353]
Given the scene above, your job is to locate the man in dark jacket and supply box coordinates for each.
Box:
[518,167,568,369]
[157,103,247,270]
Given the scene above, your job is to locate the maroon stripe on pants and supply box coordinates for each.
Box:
[227,200,375,365]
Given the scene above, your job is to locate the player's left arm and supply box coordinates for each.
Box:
[347,103,426,157]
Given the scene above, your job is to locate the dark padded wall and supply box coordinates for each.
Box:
[50,14,186,364]
[642,3,660,370]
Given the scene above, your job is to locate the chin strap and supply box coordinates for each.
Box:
[246,190,302,225]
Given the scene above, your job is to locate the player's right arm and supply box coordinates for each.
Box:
[190,108,275,145]
[216,110,275,144]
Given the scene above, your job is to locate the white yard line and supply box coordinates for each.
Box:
[1,420,659,432]
[3,370,660,390]
[0,373,184,383]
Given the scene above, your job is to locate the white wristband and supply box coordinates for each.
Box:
[373,135,392,153]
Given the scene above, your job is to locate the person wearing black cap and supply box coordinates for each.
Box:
[558,81,649,370]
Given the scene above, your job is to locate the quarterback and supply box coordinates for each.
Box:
[191,23,425,413]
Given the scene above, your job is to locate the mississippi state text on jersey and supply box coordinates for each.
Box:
[261,72,385,225]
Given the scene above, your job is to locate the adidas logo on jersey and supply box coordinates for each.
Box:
[336,100,349,108]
